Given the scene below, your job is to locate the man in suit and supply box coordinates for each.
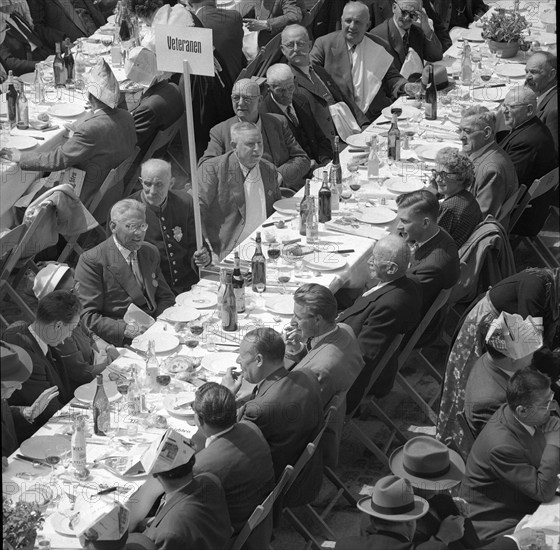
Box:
[338,235,422,409]
[200,78,310,190]
[525,52,558,153]
[189,0,244,85]
[370,0,442,75]
[198,122,282,259]
[4,291,80,440]
[243,0,306,45]
[459,368,560,543]
[0,59,137,221]
[310,2,411,123]
[285,283,364,466]
[192,382,275,549]
[498,86,558,236]
[75,199,175,347]
[430,0,488,30]
[459,105,519,219]
[264,63,331,173]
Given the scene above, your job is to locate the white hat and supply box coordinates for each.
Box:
[85,59,121,109]
[125,47,158,88]
[152,4,194,27]
[486,312,543,360]
[76,501,129,546]
[33,263,71,300]
[141,428,195,475]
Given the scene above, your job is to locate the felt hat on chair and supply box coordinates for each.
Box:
[389,436,465,490]
[409,64,449,90]
[85,59,121,109]
[0,341,32,383]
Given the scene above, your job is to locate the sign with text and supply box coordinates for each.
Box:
[154,25,214,76]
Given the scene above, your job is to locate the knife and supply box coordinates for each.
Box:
[15,454,50,468]
[124,344,147,358]
[472,83,506,90]
[262,217,297,228]
[335,249,355,254]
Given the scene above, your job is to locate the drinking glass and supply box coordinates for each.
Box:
[45,444,64,484]
[255,282,265,308]
[267,243,281,265]
[340,184,353,212]
[407,82,422,103]
[155,374,171,393]
[480,66,493,87]
[277,265,293,294]
[349,179,362,211]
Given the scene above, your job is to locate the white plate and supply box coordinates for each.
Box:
[19,72,35,85]
[20,435,70,460]
[133,333,180,354]
[51,512,78,536]
[163,391,197,417]
[159,306,200,323]
[74,376,121,403]
[200,352,238,375]
[47,103,85,117]
[4,136,38,150]
[303,252,347,271]
[265,295,294,315]
[176,290,217,309]
[416,145,444,161]
[460,27,484,42]
[385,177,425,194]
[162,355,197,374]
[273,197,300,215]
[381,105,421,121]
[355,206,397,224]
[471,87,508,102]
[494,64,525,79]
[345,128,386,148]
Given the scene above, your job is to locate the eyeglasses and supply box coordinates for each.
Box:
[456,126,484,135]
[124,223,148,232]
[433,170,462,180]
[502,102,531,111]
[281,40,309,50]
[532,394,556,411]
[396,3,420,20]
[70,280,80,294]
[231,94,260,103]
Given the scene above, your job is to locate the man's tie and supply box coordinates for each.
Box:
[128,250,144,290]
[285,105,299,127]
[403,30,410,52]
[306,338,313,352]
[349,44,357,69]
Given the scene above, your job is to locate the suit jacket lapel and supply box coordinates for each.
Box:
[333,32,354,97]
[53,0,88,35]
[387,19,406,65]
[226,154,247,226]
[137,245,157,310]
[260,115,275,164]
[338,284,395,320]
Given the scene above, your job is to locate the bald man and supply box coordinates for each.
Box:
[525,52,558,152]
[497,86,558,236]
[337,235,423,409]
[199,78,310,191]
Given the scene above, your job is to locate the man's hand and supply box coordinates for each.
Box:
[0,148,21,163]
[243,18,269,31]
[412,7,433,36]
[403,82,420,98]
[106,345,120,363]
[542,415,560,447]
[24,386,60,422]
[221,367,243,395]
[193,248,211,268]
[124,322,145,340]
[435,515,465,544]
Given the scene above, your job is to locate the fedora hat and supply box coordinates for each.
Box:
[408,64,449,91]
[389,436,465,490]
[33,263,71,300]
[1,340,32,383]
[357,475,429,521]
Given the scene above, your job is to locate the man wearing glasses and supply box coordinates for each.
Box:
[460,367,560,544]
[370,0,442,76]
[75,199,175,346]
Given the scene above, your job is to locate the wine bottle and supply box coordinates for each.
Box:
[299,179,311,236]
[71,415,87,473]
[331,136,342,192]
[93,374,110,436]
[33,66,44,104]
[119,4,132,42]
[367,136,380,180]
[232,251,246,314]
[461,40,472,86]
[53,42,67,87]
[306,197,319,245]
[424,64,438,121]
[251,231,267,292]
[127,366,143,415]
[6,72,18,126]
[388,111,401,162]
[330,169,340,211]
[17,84,29,127]
[217,267,227,309]
[74,40,86,89]
[221,272,238,331]
[145,340,159,390]
[111,30,123,66]
[318,170,332,223]
[63,38,75,84]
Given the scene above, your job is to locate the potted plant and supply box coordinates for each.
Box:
[3,496,45,550]
[481,9,529,58]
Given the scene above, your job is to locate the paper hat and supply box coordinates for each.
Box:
[0,341,32,383]
[33,263,71,300]
[389,436,465,490]
[152,4,195,27]
[85,59,121,109]
[76,501,129,546]
[125,47,158,88]
[141,428,195,475]
[357,475,429,521]
[486,312,543,360]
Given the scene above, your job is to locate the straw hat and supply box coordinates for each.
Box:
[33,263,71,300]
[389,436,465,490]
[357,475,429,521]
[85,59,121,109]
[1,341,33,383]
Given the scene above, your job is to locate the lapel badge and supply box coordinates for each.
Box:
[152,279,159,287]
[151,272,156,278]
[172,226,183,242]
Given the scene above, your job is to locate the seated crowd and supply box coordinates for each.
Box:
[0,0,559,549]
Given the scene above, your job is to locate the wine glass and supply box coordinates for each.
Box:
[519,39,531,59]
[340,183,352,212]
[45,443,64,484]
[480,66,493,88]
[155,374,171,393]
[349,178,362,211]
[254,282,265,308]
[277,265,293,294]
[267,243,281,265]
[407,82,423,105]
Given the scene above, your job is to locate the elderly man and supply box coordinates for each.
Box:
[130,159,210,294]
[525,52,558,153]
[338,235,422,409]
[459,368,560,543]
[264,64,331,173]
[0,59,136,220]
[198,122,281,259]
[75,199,175,347]
[310,1,410,122]
[458,105,518,219]
[370,0,443,76]
[497,86,558,236]
[199,77,310,190]
[192,382,275,549]
[286,283,364,465]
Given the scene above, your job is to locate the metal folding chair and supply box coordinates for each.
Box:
[497,184,526,230]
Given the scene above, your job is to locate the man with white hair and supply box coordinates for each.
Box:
[75,199,175,346]
[263,63,331,172]
[459,105,518,219]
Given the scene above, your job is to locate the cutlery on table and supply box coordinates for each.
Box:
[472,83,506,90]
[123,344,147,358]
[15,454,50,468]
[262,217,297,228]
[335,249,355,254]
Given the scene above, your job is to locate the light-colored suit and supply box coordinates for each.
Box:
[198,151,281,259]
[536,88,558,153]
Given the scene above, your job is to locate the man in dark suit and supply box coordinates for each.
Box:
[459,368,560,543]
[192,383,275,549]
[189,0,245,85]
[198,122,282,259]
[75,199,175,347]
[281,24,370,147]
[497,85,558,236]
[264,63,331,173]
[370,0,442,74]
[200,78,310,190]
[310,2,410,123]
[430,0,488,30]
[338,235,422,409]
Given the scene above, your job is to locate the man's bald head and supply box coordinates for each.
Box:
[231,78,262,122]
[140,159,174,207]
[368,235,410,282]
[341,1,370,46]
[502,86,537,129]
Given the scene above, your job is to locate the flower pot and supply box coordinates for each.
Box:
[488,39,520,59]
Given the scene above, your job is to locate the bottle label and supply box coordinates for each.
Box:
[234,288,245,313]
[93,406,110,435]
[425,103,436,120]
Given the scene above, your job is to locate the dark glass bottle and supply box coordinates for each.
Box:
[331,136,342,189]
[424,64,438,121]
[299,179,311,236]
[251,231,266,292]
[93,374,110,436]
[6,71,18,125]
[222,272,238,331]
[53,42,67,87]
[318,170,332,223]
[388,112,401,161]
[232,251,246,314]
[63,38,75,83]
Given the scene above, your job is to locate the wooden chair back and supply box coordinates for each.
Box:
[498,184,526,229]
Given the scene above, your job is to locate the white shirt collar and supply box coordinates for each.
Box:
[310,325,338,349]
[271,94,291,114]
[415,227,440,250]
[237,116,261,131]
[392,16,407,39]
[204,425,235,448]
[28,324,49,356]
[113,235,133,261]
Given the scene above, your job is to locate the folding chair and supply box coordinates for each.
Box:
[228,465,293,550]
[455,410,477,462]
[497,184,526,230]
[301,0,328,28]
[237,34,283,81]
